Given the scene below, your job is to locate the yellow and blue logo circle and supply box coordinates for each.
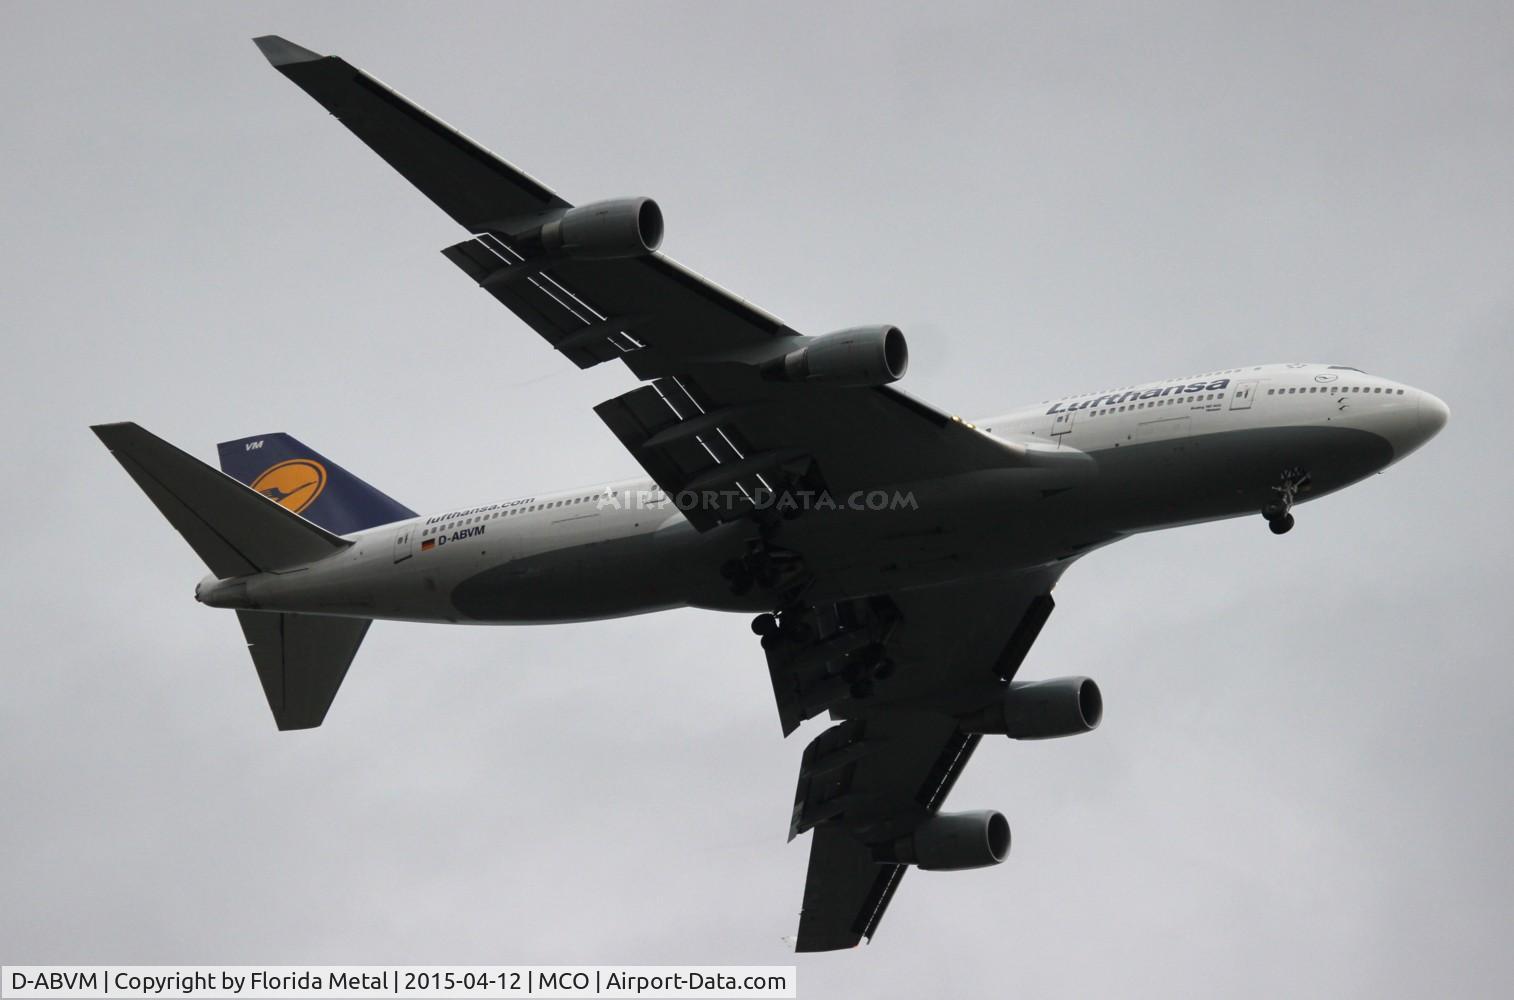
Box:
[251,458,327,513]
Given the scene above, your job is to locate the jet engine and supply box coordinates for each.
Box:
[528,197,664,259]
[765,325,909,387]
[962,676,1103,740]
[876,810,1011,871]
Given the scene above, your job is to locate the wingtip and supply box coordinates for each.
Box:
[252,35,324,67]
[90,421,138,443]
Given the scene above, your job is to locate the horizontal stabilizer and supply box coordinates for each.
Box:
[252,35,324,67]
[237,611,370,730]
[92,422,348,578]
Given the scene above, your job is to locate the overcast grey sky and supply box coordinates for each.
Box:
[3,3,1512,996]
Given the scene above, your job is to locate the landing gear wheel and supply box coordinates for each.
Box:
[751,613,780,637]
[1263,467,1309,535]
[870,658,896,681]
[849,678,874,700]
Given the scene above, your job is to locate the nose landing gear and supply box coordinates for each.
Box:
[1262,467,1310,535]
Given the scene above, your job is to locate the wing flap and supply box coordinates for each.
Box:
[595,379,816,531]
[441,234,640,369]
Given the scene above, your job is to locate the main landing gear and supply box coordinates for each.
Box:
[1262,467,1311,535]
[752,597,900,703]
[751,612,780,637]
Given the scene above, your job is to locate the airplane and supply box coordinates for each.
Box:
[91,35,1449,952]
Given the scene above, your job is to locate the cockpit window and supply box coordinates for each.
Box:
[1328,365,1365,372]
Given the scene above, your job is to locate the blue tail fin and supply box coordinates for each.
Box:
[217,433,417,535]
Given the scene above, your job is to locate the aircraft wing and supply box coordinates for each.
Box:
[780,565,1066,951]
[255,36,1090,530]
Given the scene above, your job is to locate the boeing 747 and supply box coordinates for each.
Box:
[93,36,1449,951]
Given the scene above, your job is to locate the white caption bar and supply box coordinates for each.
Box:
[1,967,796,999]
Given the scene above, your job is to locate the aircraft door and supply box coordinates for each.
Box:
[1050,408,1076,442]
[1230,381,1257,410]
[393,524,415,564]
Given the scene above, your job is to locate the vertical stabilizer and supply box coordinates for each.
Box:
[217,433,417,535]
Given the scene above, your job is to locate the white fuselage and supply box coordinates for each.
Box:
[198,363,1447,624]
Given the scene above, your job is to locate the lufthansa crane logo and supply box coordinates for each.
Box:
[251,459,327,513]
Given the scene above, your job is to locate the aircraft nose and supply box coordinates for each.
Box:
[1368,384,1444,463]
[1418,391,1450,439]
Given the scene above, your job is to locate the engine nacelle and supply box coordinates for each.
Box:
[962,677,1103,740]
[765,325,909,387]
[532,197,664,260]
[877,810,1010,871]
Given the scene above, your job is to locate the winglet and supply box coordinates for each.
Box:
[252,35,324,68]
